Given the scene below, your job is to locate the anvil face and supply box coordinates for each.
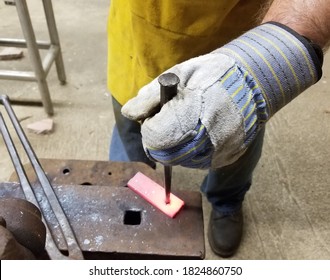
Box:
[1,159,205,259]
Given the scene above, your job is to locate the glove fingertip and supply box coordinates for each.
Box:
[121,102,139,120]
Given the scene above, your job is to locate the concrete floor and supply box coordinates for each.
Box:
[1,0,330,260]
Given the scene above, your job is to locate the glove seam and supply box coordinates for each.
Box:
[219,65,268,146]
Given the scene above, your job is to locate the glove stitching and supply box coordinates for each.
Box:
[245,35,294,105]
[146,121,213,168]
[260,27,309,84]
[226,42,277,116]
[219,65,262,146]
[266,22,323,80]
[259,27,309,99]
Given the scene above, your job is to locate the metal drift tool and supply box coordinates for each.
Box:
[127,73,185,218]
[158,72,180,204]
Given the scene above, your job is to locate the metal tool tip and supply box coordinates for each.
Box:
[158,73,180,87]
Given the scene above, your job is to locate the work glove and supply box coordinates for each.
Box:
[122,22,323,169]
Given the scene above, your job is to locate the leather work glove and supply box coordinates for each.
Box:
[122,22,323,169]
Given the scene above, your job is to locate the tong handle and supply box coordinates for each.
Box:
[0,95,83,259]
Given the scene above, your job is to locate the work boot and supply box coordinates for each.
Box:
[208,208,243,258]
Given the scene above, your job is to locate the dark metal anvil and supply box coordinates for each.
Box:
[1,159,205,259]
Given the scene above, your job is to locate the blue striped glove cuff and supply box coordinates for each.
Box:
[217,22,323,118]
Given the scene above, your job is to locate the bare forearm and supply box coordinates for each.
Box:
[262,0,330,50]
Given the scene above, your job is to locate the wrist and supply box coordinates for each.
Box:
[260,0,330,51]
[217,22,323,118]
[267,21,324,69]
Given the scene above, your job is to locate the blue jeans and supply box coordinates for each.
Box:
[110,97,265,214]
[110,97,156,169]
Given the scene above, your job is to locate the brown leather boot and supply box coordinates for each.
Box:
[208,208,243,257]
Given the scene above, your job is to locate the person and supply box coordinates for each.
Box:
[107,0,330,258]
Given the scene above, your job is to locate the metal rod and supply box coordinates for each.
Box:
[5,99,43,107]
[42,0,66,84]
[158,73,180,204]
[0,69,36,81]
[15,0,54,115]
[43,45,59,76]
[0,111,68,260]
[0,95,84,259]
[0,38,51,49]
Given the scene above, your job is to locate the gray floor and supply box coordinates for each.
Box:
[1,0,330,260]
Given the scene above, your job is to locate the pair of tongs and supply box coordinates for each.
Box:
[0,95,83,259]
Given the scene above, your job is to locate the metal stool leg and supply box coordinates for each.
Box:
[42,0,66,84]
[15,0,54,115]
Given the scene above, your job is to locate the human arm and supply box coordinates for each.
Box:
[121,0,329,169]
[262,0,330,50]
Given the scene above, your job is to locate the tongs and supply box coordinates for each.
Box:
[0,95,83,260]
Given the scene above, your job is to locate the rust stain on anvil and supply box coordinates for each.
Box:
[2,159,205,259]
[9,159,161,188]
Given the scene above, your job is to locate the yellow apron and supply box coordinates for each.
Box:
[107,0,265,105]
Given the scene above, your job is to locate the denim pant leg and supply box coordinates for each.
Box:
[201,127,265,215]
[109,97,156,168]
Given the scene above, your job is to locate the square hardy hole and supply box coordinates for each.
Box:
[123,210,141,225]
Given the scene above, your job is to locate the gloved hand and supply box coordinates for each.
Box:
[122,22,323,169]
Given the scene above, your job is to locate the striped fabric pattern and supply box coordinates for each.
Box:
[218,23,320,116]
[146,121,213,168]
[220,65,268,144]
